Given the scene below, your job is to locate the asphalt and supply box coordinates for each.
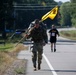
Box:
[17,28,76,75]
[17,43,53,75]
[17,36,76,75]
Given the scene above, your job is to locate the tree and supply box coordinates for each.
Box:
[69,3,76,27]
[70,0,76,3]
[0,0,14,31]
[0,0,58,31]
[14,0,57,6]
[60,2,72,26]
[12,0,58,29]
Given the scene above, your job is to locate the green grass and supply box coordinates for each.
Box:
[0,43,14,52]
[60,30,76,40]
[15,68,25,74]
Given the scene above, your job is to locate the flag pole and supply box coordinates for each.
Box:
[15,6,58,47]
[15,26,35,47]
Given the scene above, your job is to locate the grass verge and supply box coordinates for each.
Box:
[60,30,76,40]
[0,43,28,75]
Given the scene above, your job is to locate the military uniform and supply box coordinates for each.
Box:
[28,25,48,70]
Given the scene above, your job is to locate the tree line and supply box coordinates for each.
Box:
[0,0,58,32]
[60,0,76,27]
[0,0,76,33]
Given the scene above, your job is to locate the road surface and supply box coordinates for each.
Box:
[17,28,76,75]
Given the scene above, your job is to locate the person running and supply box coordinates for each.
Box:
[26,19,48,71]
[48,24,60,52]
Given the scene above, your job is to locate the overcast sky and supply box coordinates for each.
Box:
[54,0,70,3]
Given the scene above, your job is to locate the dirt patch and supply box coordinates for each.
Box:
[3,59,27,75]
[0,52,15,75]
[8,44,28,57]
[0,44,28,75]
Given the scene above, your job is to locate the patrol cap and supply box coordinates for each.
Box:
[35,19,40,24]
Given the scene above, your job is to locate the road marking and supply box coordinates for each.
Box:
[43,53,57,75]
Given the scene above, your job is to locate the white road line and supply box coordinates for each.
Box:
[43,53,57,75]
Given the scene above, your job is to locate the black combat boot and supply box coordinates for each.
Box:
[33,64,36,71]
[38,64,41,70]
[54,49,56,52]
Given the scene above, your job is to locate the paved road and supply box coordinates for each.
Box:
[17,28,76,75]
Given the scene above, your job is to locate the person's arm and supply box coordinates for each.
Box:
[26,26,35,39]
[56,29,60,37]
[25,30,33,39]
[48,29,51,37]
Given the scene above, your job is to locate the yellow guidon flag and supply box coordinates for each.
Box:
[41,6,58,21]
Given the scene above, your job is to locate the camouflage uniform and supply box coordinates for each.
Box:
[32,42,43,67]
[28,24,48,70]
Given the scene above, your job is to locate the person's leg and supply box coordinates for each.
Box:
[50,38,53,52]
[32,51,37,70]
[54,38,56,52]
[32,43,37,71]
[54,43,56,52]
[51,43,53,52]
[38,51,43,70]
[38,43,43,70]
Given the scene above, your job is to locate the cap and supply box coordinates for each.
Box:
[35,19,40,24]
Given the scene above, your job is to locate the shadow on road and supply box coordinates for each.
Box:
[40,69,76,72]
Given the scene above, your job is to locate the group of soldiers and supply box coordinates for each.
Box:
[26,19,60,71]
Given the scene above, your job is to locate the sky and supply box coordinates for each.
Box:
[54,0,70,3]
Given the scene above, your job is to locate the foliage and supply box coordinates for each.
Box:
[59,2,71,26]
[60,1,76,27]
[0,0,58,31]
[0,0,14,31]
[69,3,76,27]
[70,0,76,3]
[14,0,56,6]
[13,0,58,29]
